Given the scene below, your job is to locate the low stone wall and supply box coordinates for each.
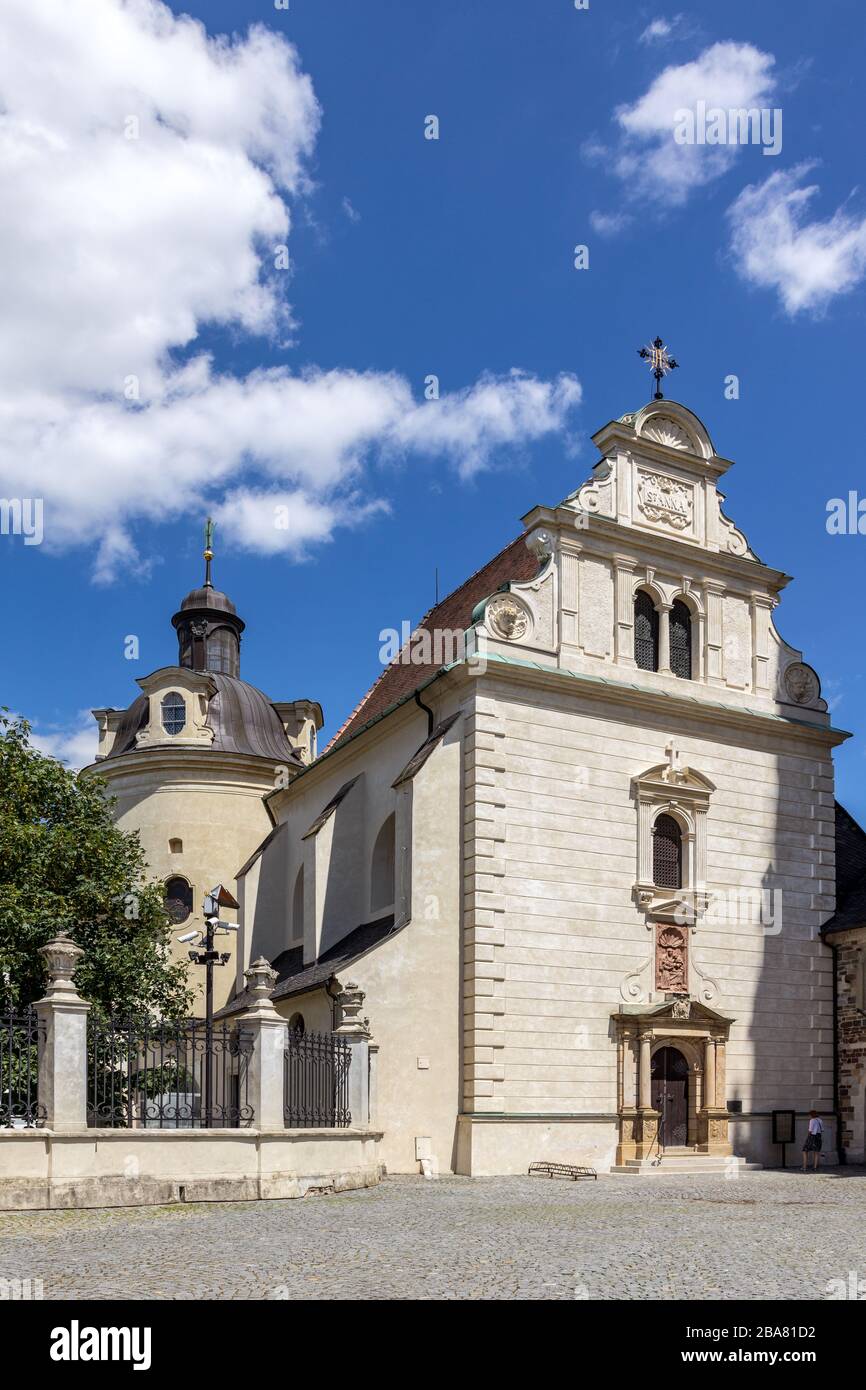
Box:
[0,1127,383,1210]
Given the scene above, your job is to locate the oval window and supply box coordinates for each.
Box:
[161,691,186,736]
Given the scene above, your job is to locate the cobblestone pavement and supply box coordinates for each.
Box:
[1,1169,865,1301]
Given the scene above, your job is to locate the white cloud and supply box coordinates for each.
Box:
[727,165,866,314]
[589,210,632,237]
[607,42,777,204]
[28,711,99,770]
[639,17,678,45]
[0,1,580,580]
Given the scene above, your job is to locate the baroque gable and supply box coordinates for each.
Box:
[465,399,829,726]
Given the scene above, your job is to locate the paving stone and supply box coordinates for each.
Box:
[0,1168,864,1301]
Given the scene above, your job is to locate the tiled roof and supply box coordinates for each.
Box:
[326,533,539,750]
[215,914,398,1017]
[822,802,866,934]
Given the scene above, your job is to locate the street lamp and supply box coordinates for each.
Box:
[177,883,239,1128]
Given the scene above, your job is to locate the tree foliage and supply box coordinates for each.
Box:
[0,712,193,1015]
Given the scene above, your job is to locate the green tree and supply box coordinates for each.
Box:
[0,712,193,1016]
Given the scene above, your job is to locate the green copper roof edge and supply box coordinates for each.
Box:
[478,651,851,736]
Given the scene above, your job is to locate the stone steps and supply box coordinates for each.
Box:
[611,1154,762,1177]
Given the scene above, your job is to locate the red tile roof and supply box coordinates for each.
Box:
[326,533,538,750]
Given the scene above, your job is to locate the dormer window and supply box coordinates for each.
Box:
[161,691,186,736]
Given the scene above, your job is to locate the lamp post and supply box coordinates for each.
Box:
[181,883,239,1128]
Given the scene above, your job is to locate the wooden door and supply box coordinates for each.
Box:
[651,1046,689,1147]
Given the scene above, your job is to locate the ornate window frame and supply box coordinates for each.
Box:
[632,743,715,927]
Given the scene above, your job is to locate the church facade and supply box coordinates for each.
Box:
[219,396,850,1175]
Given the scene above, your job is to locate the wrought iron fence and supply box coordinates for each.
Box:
[284,1029,351,1128]
[0,1004,45,1129]
[87,1013,254,1129]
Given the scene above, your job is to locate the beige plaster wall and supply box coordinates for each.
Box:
[258,699,464,1174]
[461,673,838,1166]
[94,755,278,1013]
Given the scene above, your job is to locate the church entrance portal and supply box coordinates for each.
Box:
[651,1045,689,1147]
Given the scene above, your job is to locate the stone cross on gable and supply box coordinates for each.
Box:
[665,739,681,776]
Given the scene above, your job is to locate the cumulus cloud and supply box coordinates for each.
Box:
[727,165,866,314]
[602,42,777,205]
[0,1,580,580]
[28,711,100,770]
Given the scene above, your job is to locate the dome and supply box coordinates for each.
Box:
[105,674,295,763]
[178,585,238,617]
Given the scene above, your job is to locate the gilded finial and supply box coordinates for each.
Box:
[203,516,214,588]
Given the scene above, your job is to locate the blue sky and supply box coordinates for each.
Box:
[1,0,865,814]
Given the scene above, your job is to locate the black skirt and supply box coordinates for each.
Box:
[803,1132,822,1152]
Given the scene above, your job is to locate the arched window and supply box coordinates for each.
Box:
[670,600,692,680]
[652,814,682,890]
[288,1012,305,1035]
[161,691,186,736]
[292,865,304,942]
[206,628,238,677]
[634,591,659,672]
[371,813,396,914]
[164,876,193,924]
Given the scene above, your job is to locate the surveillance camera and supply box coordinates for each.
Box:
[219,923,239,933]
[177,930,198,944]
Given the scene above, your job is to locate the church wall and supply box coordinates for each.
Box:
[104,757,276,1013]
[460,670,838,1171]
[255,699,465,1173]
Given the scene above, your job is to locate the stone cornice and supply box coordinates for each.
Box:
[82,746,294,788]
[452,654,850,749]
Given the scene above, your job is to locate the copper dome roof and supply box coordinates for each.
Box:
[177,585,239,617]
[104,674,297,763]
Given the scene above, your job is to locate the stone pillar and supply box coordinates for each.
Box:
[635,1030,658,1158]
[334,981,371,1128]
[616,1028,640,1164]
[699,1034,731,1155]
[657,601,672,675]
[639,1031,652,1108]
[236,958,287,1131]
[703,1035,716,1109]
[613,556,637,667]
[34,934,90,1133]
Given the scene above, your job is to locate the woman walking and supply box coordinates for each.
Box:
[802,1111,823,1171]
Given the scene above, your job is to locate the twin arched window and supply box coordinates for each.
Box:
[652,814,683,890]
[669,600,692,680]
[634,591,659,671]
[634,592,693,679]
